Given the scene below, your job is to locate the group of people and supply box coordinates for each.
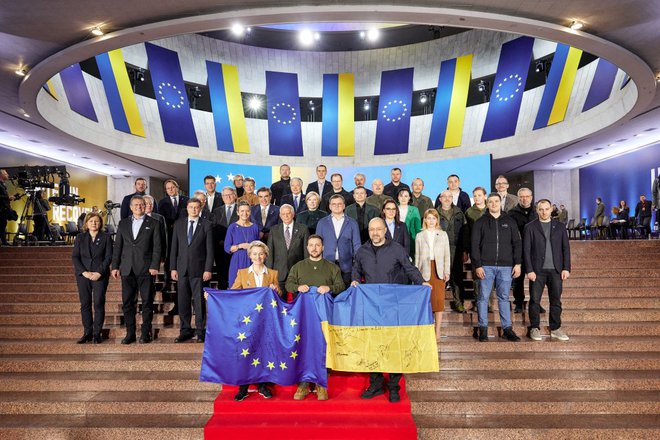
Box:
[593,191,659,239]
[69,165,574,403]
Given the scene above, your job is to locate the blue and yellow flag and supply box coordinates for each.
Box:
[266,71,303,156]
[145,42,198,147]
[481,36,535,142]
[374,68,414,155]
[428,55,473,150]
[200,287,327,387]
[533,44,583,130]
[322,73,355,156]
[582,58,618,112]
[95,50,145,137]
[59,64,97,122]
[207,61,250,153]
[42,79,58,100]
[316,284,439,373]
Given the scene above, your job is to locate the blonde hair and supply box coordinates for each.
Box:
[248,240,269,258]
[83,212,104,232]
[421,208,440,230]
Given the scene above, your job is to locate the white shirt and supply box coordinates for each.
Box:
[331,214,345,260]
[424,229,437,260]
[317,180,325,194]
[131,215,144,240]
[399,205,408,223]
[207,193,215,209]
[451,191,459,206]
[171,195,179,206]
[248,265,268,287]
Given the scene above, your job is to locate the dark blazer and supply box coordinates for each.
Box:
[345,202,380,243]
[280,193,308,214]
[206,192,223,213]
[306,180,332,198]
[320,189,354,212]
[148,212,168,260]
[383,182,410,199]
[212,203,238,242]
[434,189,471,213]
[111,215,162,276]
[385,220,410,252]
[72,231,113,277]
[250,204,281,233]
[120,192,157,219]
[523,219,571,275]
[635,200,653,219]
[159,195,189,227]
[169,217,215,277]
[266,222,310,283]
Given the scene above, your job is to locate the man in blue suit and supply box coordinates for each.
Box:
[250,187,280,243]
[316,194,361,286]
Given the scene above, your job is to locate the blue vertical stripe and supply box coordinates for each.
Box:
[533,44,570,130]
[428,58,456,150]
[374,68,414,155]
[265,71,303,156]
[59,64,98,122]
[321,74,339,156]
[582,58,618,112]
[95,52,130,134]
[206,61,234,152]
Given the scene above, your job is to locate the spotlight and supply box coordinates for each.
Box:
[314,32,320,41]
[91,26,104,36]
[363,99,370,111]
[231,23,245,36]
[248,96,262,111]
[359,31,366,40]
[136,69,145,82]
[535,60,544,73]
[366,28,380,42]
[191,86,202,99]
[307,100,315,111]
[419,92,427,104]
[477,80,488,92]
[246,27,252,34]
[570,20,584,30]
[15,68,26,77]
[23,113,30,118]
[299,30,315,46]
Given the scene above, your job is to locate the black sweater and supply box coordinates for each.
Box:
[471,211,522,268]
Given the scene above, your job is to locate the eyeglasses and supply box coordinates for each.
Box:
[383,207,397,211]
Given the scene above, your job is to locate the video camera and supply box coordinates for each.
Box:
[104,200,120,211]
[6,165,85,206]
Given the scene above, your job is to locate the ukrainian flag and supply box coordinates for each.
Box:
[533,44,583,130]
[316,284,439,373]
[207,61,250,153]
[428,54,473,150]
[321,73,355,156]
[95,50,145,137]
[43,79,58,100]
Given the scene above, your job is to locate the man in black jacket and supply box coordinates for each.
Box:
[270,164,292,206]
[120,178,156,219]
[508,188,540,313]
[523,199,571,342]
[352,217,429,403]
[111,195,161,344]
[435,174,471,213]
[170,198,214,343]
[471,193,522,342]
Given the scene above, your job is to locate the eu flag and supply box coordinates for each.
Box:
[59,64,97,122]
[481,36,535,142]
[374,68,414,155]
[144,43,198,147]
[266,71,303,156]
[582,58,618,112]
[200,287,327,387]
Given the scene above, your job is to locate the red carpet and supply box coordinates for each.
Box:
[204,372,417,439]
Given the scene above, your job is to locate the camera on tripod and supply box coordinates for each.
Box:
[104,200,120,211]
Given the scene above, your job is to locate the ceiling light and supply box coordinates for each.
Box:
[363,99,370,111]
[569,21,584,30]
[359,31,366,40]
[22,113,29,118]
[91,26,104,36]
[314,32,320,41]
[367,28,380,42]
[248,96,262,111]
[15,68,26,77]
[298,30,315,46]
[419,92,427,104]
[231,23,245,36]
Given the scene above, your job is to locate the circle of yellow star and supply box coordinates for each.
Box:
[237,332,246,341]
[266,361,275,370]
[279,361,287,370]
[242,315,251,325]
[290,350,298,360]
[270,299,278,308]
[255,303,264,312]
[241,348,250,358]
[289,318,297,327]
[294,334,301,343]
[251,358,260,367]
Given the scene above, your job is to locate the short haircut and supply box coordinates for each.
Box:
[330,173,343,181]
[187,198,202,206]
[243,177,255,185]
[369,217,386,228]
[257,187,271,196]
[353,186,367,194]
[421,208,440,229]
[237,201,251,208]
[193,191,207,201]
[290,177,303,186]
[537,199,552,208]
[472,186,487,196]
[164,179,179,188]
[221,186,237,195]
[204,175,216,182]
[517,187,532,197]
[391,167,402,173]
[135,177,146,184]
[307,234,323,244]
[596,197,602,203]
[130,195,144,204]
[447,174,460,180]
[495,175,508,183]
[316,164,327,170]
[354,172,366,180]
[280,164,290,169]
[248,240,269,258]
[279,204,294,214]
[412,177,424,186]
[82,212,104,232]
[328,194,345,204]
[234,174,244,180]
[396,187,412,199]
[142,194,155,204]
[487,192,502,201]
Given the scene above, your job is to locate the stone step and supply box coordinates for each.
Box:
[0,282,124,292]
[562,277,658,287]
[409,390,660,415]
[0,339,206,354]
[569,268,660,277]
[0,353,203,372]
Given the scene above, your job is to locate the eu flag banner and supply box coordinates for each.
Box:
[207,61,250,153]
[59,64,98,122]
[582,58,619,112]
[374,68,414,155]
[144,42,198,147]
[481,36,535,142]
[533,44,583,130]
[266,71,303,156]
[428,55,473,150]
[95,50,146,137]
[322,73,355,156]
[200,287,327,387]
[316,284,439,373]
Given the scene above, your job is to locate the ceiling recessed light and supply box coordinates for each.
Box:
[298,30,315,47]
[15,68,26,77]
[366,28,380,42]
[569,20,584,30]
[22,113,29,118]
[359,31,366,39]
[231,23,245,36]
[91,26,104,36]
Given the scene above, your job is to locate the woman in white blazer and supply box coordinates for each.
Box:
[415,209,451,341]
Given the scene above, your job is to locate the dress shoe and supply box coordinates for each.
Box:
[139,334,152,344]
[234,385,249,401]
[92,335,103,344]
[76,334,93,344]
[121,335,136,345]
[174,333,193,343]
[360,385,385,399]
[258,384,273,399]
[472,327,479,340]
[196,336,205,343]
[478,326,488,342]
[294,382,310,400]
[316,385,328,401]
[388,389,401,403]
[502,327,521,342]
[167,308,179,317]
[514,306,523,314]
[539,306,547,314]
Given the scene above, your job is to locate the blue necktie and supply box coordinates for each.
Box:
[188,220,194,245]
[294,196,299,212]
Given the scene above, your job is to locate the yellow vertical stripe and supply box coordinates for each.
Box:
[221,64,250,154]
[444,54,473,148]
[107,49,145,137]
[336,73,355,157]
[46,79,58,99]
[548,47,583,126]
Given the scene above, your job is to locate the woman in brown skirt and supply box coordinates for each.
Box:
[415,209,451,342]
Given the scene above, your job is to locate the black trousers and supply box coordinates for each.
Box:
[121,272,155,336]
[512,263,528,307]
[0,213,8,244]
[529,269,563,330]
[33,215,50,241]
[178,274,205,337]
[214,248,231,289]
[449,247,465,305]
[76,275,108,337]
[369,372,403,392]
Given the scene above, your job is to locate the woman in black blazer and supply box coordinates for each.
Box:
[380,199,410,252]
[72,212,113,344]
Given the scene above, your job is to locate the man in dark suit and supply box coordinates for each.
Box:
[266,204,310,295]
[170,198,214,343]
[270,164,292,206]
[280,177,307,215]
[120,177,157,219]
[320,173,354,212]
[250,187,280,242]
[158,179,188,227]
[346,186,379,243]
[523,199,571,342]
[635,195,653,237]
[203,175,223,213]
[212,187,239,289]
[383,167,410,199]
[144,195,167,262]
[111,195,161,344]
[305,164,332,199]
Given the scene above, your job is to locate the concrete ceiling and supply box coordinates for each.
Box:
[0,0,658,179]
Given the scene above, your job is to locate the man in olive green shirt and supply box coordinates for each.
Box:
[410,178,434,216]
[366,179,393,211]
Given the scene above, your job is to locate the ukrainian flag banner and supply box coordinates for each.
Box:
[322,73,355,156]
[200,287,327,387]
[533,44,583,130]
[428,55,473,150]
[95,50,145,137]
[43,79,58,99]
[266,71,303,156]
[316,284,439,373]
[59,64,98,122]
[207,61,250,153]
[582,58,618,112]
[481,36,535,142]
[144,42,198,147]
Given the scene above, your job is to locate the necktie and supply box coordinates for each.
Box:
[226,205,231,223]
[173,197,178,209]
[261,206,267,226]
[284,225,291,249]
[294,196,299,212]
[188,220,194,245]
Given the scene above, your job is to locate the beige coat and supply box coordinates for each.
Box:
[414,229,451,281]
